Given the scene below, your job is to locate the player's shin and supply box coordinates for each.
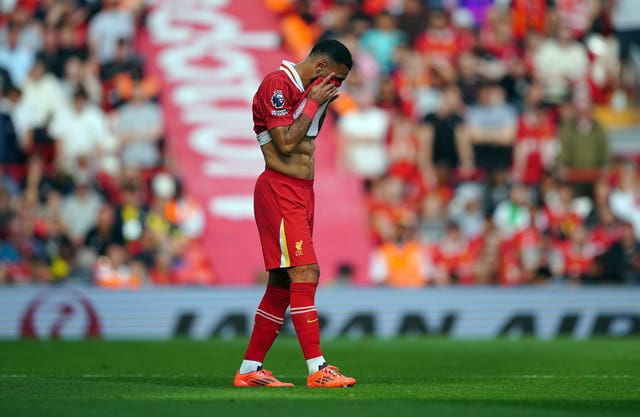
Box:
[240,285,289,374]
[290,282,326,374]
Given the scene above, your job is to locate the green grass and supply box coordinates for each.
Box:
[0,338,639,417]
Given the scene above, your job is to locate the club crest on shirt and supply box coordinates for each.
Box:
[271,90,288,116]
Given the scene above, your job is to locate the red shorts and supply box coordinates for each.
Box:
[254,168,317,270]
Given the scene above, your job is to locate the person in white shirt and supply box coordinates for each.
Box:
[534,24,588,104]
[48,88,118,176]
[609,161,640,239]
[337,91,390,179]
[14,57,65,151]
[88,0,135,63]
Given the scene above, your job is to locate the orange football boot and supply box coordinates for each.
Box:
[233,369,294,387]
[307,365,356,388]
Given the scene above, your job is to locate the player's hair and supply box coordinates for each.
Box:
[309,39,353,70]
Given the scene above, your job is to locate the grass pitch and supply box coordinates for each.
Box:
[0,338,638,417]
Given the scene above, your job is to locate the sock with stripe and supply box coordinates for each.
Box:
[290,282,323,372]
[240,285,290,374]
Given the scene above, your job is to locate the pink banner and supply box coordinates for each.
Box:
[141,0,371,285]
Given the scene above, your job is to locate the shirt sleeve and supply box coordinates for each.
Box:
[256,76,295,131]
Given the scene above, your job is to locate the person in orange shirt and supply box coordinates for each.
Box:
[370,216,430,287]
[94,243,142,289]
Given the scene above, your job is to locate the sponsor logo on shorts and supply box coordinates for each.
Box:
[295,240,303,256]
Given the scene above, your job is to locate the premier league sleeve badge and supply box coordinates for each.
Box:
[270,90,288,116]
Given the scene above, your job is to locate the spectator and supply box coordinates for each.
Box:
[418,192,447,244]
[317,2,353,42]
[323,262,355,288]
[113,85,164,168]
[61,176,103,247]
[88,0,136,63]
[368,175,415,243]
[585,177,613,227]
[590,205,622,255]
[393,43,442,118]
[0,22,35,87]
[84,203,124,256]
[414,9,458,67]
[15,57,64,157]
[396,0,429,45]
[57,21,88,65]
[39,215,75,281]
[492,182,531,239]
[48,87,117,177]
[448,182,485,239]
[456,51,482,106]
[369,215,430,287]
[558,95,611,196]
[503,207,546,285]
[555,223,598,284]
[154,174,205,239]
[99,37,144,81]
[534,24,588,105]
[432,221,479,285]
[609,162,640,238]
[94,243,142,289]
[541,182,582,240]
[359,11,407,75]
[37,25,65,78]
[60,56,103,104]
[336,32,380,98]
[0,110,23,165]
[466,82,517,172]
[512,82,558,186]
[114,179,147,248]
[419,84,473,171]
[610,0,640,107]
[0,7,42,53]
[337,91,391,179]
[601,221,640,284]
[146,247,175,285]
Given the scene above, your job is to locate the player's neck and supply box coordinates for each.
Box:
[293,60,315,90]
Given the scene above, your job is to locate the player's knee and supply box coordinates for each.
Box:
[287,264,320,283]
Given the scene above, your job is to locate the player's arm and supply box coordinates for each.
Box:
[269,74,338,156]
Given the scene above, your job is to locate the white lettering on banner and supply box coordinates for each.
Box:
[149,2,278,49]
[171,85,255,123]
[189,127,259,162]
[209,195,254,219]
[147,0,280,216]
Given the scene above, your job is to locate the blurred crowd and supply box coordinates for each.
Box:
[269,0,640,286]
[2,0,640,288]
[0,0,214,287]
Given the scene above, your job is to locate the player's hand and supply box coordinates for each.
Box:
[307,73,339,104]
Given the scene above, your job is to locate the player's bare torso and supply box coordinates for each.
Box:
[260,137,316,179]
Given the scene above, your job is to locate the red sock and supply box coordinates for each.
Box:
[290,282,322,360]
[243,285,290,362]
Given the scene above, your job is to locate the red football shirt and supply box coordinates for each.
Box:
[253,61,306,138]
